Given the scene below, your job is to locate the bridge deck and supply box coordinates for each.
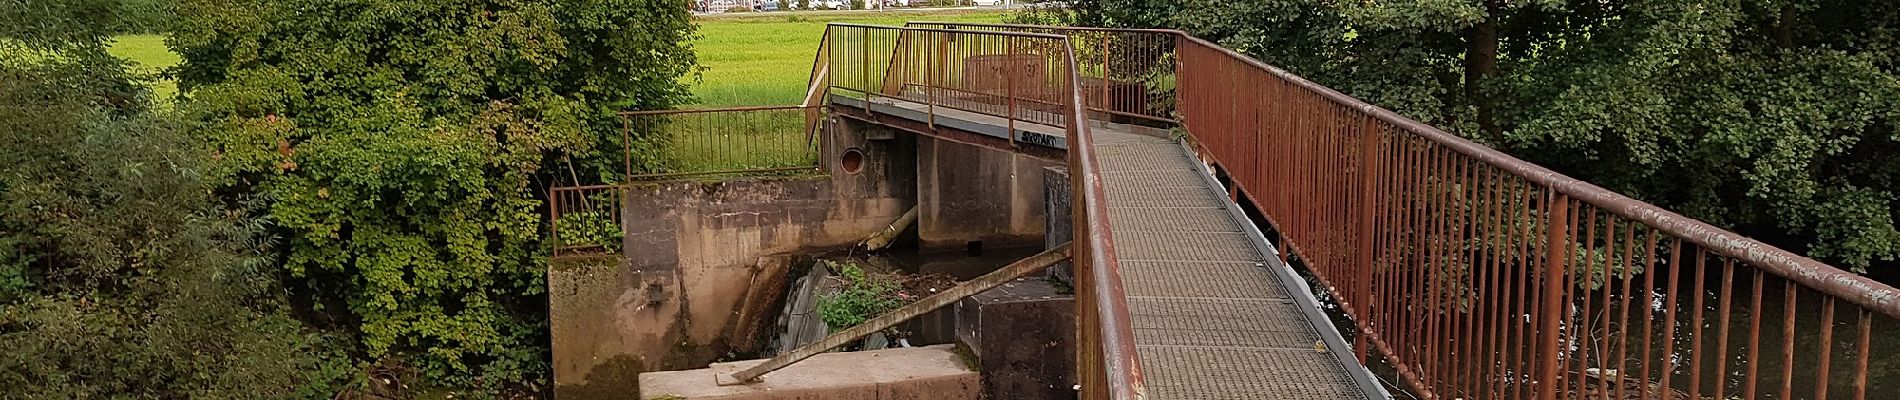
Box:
[1093,129,1381,399]
[841,93,1384,398]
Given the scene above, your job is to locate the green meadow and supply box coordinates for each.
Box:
[689,10,1006,107]
[89,10,1005,173]
[106,34,181,103]
[94,11,1006,108]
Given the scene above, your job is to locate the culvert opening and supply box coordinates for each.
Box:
[840,148,864,174]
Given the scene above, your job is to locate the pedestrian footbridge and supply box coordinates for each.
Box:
[560,21,1900,400]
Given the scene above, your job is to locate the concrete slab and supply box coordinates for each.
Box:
[638,345,979,400]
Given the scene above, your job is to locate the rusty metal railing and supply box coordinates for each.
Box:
[1172,34,1899,400]
[617,106,820,180]
[816,23,1147,399]
[824,23,1077,134]
[548,184,624,257]
[905,22,1179,125]
[910,21,1900,400]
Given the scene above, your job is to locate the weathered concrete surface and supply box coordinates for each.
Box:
[638,345,980,400]
[955,278,1076,400]
[915,136,1058,251]
[1042,166,1073,285]
[551,117,917,398]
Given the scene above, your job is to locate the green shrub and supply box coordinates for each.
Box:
[815,261,906,330]
[556,211,623,253]
[0,45,351,397]
[171,0,698,393]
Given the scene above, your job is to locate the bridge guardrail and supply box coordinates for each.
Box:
[816,23,1148,400]
[1173,33,1900,400]
[906,22,1179,126]
[825,24,1076,134]
[919,21,1898,400]
[616,105,820,180]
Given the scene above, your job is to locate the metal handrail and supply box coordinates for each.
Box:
[1054,34,1147,400]
[616,106,821,180]
[909,20,1900,321]
[617,105,811,116]
[907,21,1181,125]
[1169,33,1900,319]
[828,22,1073,39]
[911,21,1899,400]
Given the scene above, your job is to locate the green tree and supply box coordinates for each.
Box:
[1,4,349,396]
[169,0,699,391]
[1060,0,1900,272]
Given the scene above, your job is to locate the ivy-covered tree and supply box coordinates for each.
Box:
[169,0,699,391]
[1059,0,1900,272]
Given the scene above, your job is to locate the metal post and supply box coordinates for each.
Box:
[1354,114,1379,363]
[1006,36,1019,148]
[1100,33,1110,113]
[621,117,632,180]
[1536,192,1570,400]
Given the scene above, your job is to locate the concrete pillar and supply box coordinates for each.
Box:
[914,136,1058,251]
[1042,166,1073,285]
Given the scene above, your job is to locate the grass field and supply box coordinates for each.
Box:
[94,11,1008,108]
[106,34,182,103]
[689,10,1007,107]
[76,10,1010,178]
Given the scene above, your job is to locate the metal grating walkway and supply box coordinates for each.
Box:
[1092,129,1383,399]
[844,94,1386,398]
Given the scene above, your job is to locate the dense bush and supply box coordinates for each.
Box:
[0,10,348,396]
[113,0,172,33]
[169,0,698,394]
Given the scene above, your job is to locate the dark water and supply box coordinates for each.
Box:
[881,246,1047,280]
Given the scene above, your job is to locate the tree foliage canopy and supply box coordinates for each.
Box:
[1056,0,1900,271]
[1,3,350,396]
[169,0,698,390]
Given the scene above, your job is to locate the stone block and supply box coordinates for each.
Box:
[955,279,1075,400]
[637,345,979,400]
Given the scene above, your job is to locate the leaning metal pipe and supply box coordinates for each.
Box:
[718,243,1073,385]
[861,205,919,251]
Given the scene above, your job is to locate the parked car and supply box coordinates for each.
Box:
[972,0,1001,6]
[882,0,911,7]
[813,0,849,9]
[753,0,779,11]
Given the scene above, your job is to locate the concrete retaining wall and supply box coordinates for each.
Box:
[550,117,915,399]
